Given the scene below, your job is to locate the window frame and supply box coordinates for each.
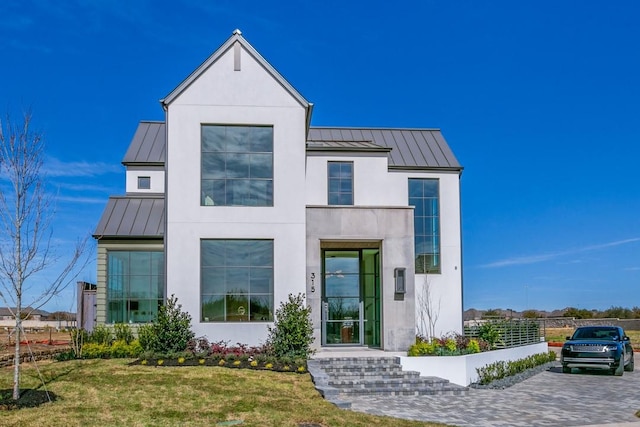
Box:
[200,239,274,323]
[137,176,151,190]
[201,124,274,207]
[327,161,354,205]
[408,178,441,274]
[106,250,164,323]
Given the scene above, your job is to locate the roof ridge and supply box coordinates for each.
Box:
[309,126,441,131]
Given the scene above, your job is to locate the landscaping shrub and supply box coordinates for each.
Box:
[144,295,195,355]
[408,333,489,356]
[267,293,314,359]
[114,323,134,345]
[137,324,155,351]
[82,343,111,359]
[476,351,557,385]
[89,325,114,346]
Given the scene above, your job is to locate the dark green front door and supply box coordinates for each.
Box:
[321,249,380,347]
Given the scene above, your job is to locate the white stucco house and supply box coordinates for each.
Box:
[93,30,463,352]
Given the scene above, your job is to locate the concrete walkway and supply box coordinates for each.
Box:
[345,358,640,427]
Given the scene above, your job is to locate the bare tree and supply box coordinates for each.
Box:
[0,111,89,400]
[416,275,441,342]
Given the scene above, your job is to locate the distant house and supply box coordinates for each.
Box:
[0,307,51,321]
[93,30,464,351]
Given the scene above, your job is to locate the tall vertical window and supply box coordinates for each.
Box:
[409,179,440,273]
[328,161,353,205]
[201,240,274,322]
[201,125,273,206]
[107,251,164,323]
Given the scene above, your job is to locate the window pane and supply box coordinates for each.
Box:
[251,127,273,152]
[130,276,151,298]
[202,295,225,322]
[202,153,225,179]
[225,126,251,152]
[226,268,249,294]
[251,241,273,266]
[250,295,273,321]
[130,252,150,276]
[250,268,272,294]
[202,241,225,267]
[250,153,272,178]
[202,126,226,152]
[226,294,249,321]
[201,268,225,294]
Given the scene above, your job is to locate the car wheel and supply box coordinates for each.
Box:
[562,366,571,374]
[625,354,634,372]
[613,361,624,376]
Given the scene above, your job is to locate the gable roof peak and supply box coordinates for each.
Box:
[232,29,242,35]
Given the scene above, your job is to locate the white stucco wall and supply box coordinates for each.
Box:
[164,43,308,345]
[125,168,165,193]
[306,152,463,339]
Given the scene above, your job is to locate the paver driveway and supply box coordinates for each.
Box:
[347,358,640,427]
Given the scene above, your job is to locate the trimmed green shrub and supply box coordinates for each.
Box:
[114,323,134,345]
[89,325,114,346]
[82,343,111,359]
[148,295,195,354]
[476,351,557,384]
[137,324,155,351]
[267,293,314,359]
[466,339,481,354]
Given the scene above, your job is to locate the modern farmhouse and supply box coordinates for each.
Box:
[93,30,463,351]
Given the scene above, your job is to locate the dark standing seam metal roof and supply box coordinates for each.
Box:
[93,196,164,238]
[122,121,166,165]
[307,127,462,170]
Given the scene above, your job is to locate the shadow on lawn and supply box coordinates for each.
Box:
[0,389,58,410]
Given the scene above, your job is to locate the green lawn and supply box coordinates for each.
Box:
[0,359,445,427]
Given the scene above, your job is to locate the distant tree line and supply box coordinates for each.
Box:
[478,307,640,320]
[562,306,640,320]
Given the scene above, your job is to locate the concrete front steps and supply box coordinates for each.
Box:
[307,356,468,409]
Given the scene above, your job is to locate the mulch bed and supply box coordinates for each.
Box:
[0,389,58,410]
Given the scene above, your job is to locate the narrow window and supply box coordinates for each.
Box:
[328,161,353,205]
[408,179,440,274]
[138,176,151,190]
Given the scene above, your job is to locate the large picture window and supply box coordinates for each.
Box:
[328,161,353,205]
[107,251,164,323]
[409,179,440,274]
[201,125,273,206]
[201,239,274,322]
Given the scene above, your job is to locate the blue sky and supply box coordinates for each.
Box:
[1,1,638,312]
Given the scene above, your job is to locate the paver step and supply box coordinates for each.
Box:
[307,356,468,407]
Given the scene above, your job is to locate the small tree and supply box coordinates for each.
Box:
[148,295,194,354]
[267,293,314,359]
[0,112,89,400]
[416,275,441,342]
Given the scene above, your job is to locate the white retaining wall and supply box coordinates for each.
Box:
[398,342,549,386]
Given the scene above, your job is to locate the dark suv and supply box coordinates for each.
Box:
[561,326,634,376]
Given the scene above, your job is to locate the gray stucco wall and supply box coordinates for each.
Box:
[306,206,416,352]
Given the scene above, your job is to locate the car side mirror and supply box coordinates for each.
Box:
[566,336,571,340]
[623,335,630,341]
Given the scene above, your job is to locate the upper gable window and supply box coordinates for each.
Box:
[138,176,151,190]
[201,125,273,206]
[328,161,353,205]
[409,179,440,274]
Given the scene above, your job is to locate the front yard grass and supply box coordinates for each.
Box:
[0,359,444,427]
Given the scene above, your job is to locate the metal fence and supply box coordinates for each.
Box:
[464,318,543,348]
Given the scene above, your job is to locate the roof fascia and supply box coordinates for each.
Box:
[389,165,464,174]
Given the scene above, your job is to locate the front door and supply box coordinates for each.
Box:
[321,249,380,347]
